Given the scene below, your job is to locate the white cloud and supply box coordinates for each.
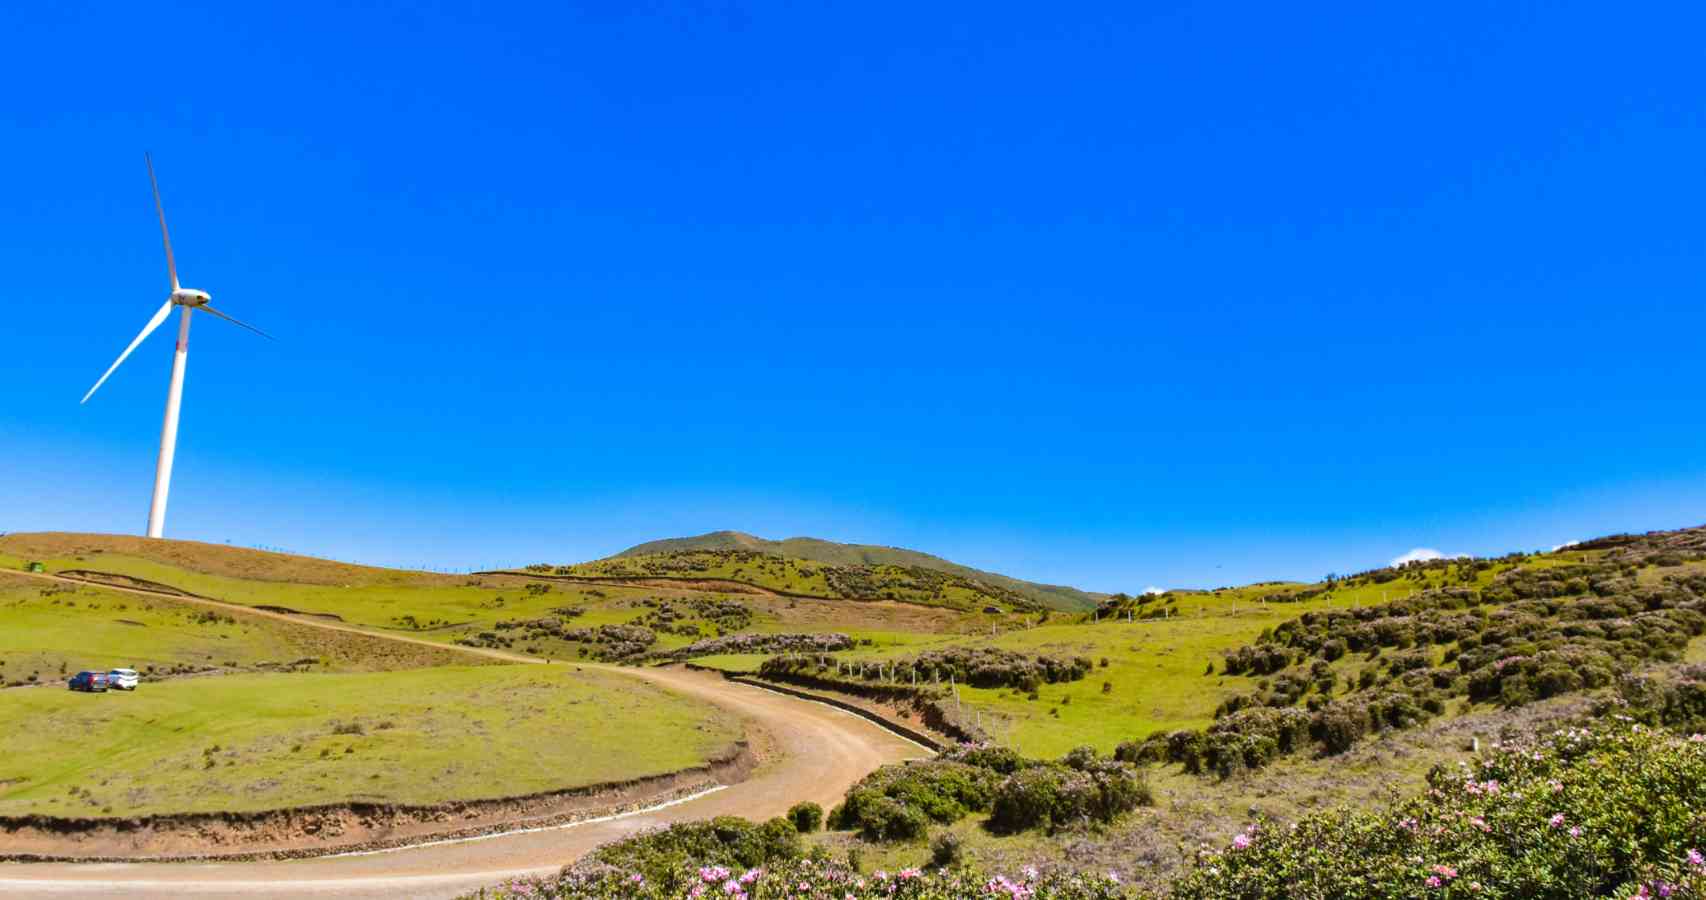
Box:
[1550,540,1580,552]
[1390,548,1446,567]
[1143,586,1165,595]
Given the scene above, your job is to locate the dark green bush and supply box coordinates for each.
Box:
[787,801,822,833]
[831,758,1001,840]
[987,752,1149,834]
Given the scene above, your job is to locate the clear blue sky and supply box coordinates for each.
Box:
[4,1,1704,591]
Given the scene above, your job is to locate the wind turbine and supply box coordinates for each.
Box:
[81,155,272,539]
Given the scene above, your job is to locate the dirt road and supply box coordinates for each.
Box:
[1,573,925,898]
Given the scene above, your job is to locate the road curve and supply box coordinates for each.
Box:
[1,667,924,899]
[1,574,926,899]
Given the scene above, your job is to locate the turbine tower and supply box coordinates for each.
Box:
[81,155,272,538]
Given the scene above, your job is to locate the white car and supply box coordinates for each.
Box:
[107,668,140,691]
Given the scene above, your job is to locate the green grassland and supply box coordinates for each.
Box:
[696,578,1460,756]
[0,572,475,686]
[0,664,741,817]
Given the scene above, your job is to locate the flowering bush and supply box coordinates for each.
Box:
[572,816,801,892]
[1172,723,1706,898]
[466,858,1129,899]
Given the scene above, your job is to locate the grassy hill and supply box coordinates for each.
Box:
[0,533,749,823]
[0,571,477,686]
[609,530,1099,611]
[559,547,1050,613]
[697,524,1706,760]
[11,521,1706,889]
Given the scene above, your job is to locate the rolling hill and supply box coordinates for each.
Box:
[611,530,1100,611]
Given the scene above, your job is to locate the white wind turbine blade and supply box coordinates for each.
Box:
[198,304,275,340]
[81,299,175,404]
[146,153,178,291]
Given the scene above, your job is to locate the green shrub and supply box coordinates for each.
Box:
[987,751,1148,834]
[929,830,963,868]
[787,801,823,833]
[832,759,999,840]
[855,795,930,841]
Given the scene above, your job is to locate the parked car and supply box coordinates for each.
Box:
[68,671,109,692]
[107,668,140,691]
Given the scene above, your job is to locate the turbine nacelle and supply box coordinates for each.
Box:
[171,289,210,308]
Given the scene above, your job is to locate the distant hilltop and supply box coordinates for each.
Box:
[612,530,1101,612]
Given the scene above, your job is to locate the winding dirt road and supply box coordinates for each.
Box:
[0,572,925,899]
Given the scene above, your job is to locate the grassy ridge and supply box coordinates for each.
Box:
[0,664,740,817]
[0,572,476,686]
[614,531,1100,611]
[560,548,1048,612]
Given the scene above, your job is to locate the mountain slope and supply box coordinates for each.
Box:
[612,531,1099,611]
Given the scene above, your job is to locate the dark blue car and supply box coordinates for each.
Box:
[68,671,109,692]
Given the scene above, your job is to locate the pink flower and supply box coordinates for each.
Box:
[1426,876,1443,888]
[1569,826,1582,838]
[1231,833,1252,850]
[1688,848,1705,868]
[1549,813,1566,829]
[1432,865,1458,880]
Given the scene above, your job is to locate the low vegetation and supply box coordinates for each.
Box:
[830,744,1149,841]
[1174,722,1706,898]
[475,858,1128,899]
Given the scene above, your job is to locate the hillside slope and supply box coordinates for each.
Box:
[613,530,1099,611]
